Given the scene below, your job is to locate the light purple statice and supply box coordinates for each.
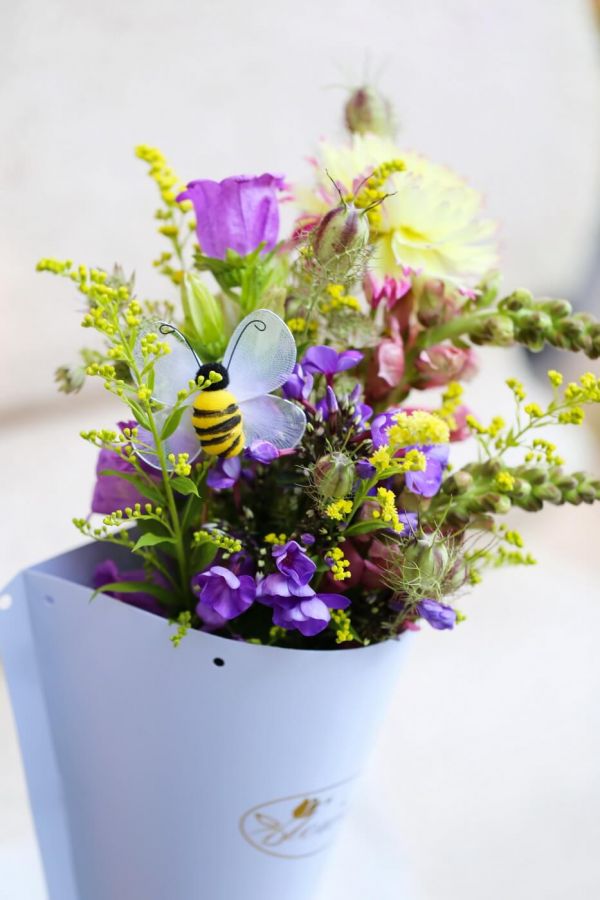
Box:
[272,540,316,587]
[192,566,256,626]
[417,598,456,630]
[177,174,285,259]
[257,573,349,637]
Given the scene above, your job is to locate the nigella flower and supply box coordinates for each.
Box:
[302,345,363,378]
[93,560,165,616]
[256,573,349,637]
[191,566,256,626]
[177,173,285,260]
[272,540,316,587]
[282,363,314,402]
[417,598,456,630]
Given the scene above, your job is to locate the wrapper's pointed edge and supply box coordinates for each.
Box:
[0,573,79,900]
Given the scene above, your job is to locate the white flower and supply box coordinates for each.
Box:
[297,135,498,290]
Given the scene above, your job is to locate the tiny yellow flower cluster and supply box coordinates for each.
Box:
[286,317,317,334]
[102,502,162,527]
[524,403,544,419]
[134,145,188,209]
[495,471,516,493]
[327,546,351,582]
[320,284,361,314]
[354,159,406,232]
[506,377,526,401]
[466,414,487,435]
[527,438,564,467]
[558,407,585,425]
[330,609,353,644]
[325,499,353,521]
[86,362,117,380]
[371,487,404,533]
[368,446,426,476]
[168,452,192,476]
[436,381,464,432]
[193,529,242,554]
[140,332,172,360]
[547,369,563,388]
[264,532,287,545]
[387,410,450,447]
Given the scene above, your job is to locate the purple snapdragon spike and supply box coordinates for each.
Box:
[282,363,314,401]
[256,573,350,637]
[370,411,396,449]
[192,566,256,625]
[302,345,363,378]
[300,533,316,546]
[272,540,316,587]
[244,440,279,464]
[316,385,339,419]
[177,173,285,259]
[93,560,165,616]
[417,598,456,630]
[405,444,450,498]
[207,456,242,491]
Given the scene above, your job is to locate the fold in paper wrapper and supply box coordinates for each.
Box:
[0,542,411,900]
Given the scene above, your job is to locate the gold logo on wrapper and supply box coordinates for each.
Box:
[239,777,355,859]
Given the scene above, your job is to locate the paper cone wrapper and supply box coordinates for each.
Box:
[0,542,411,900]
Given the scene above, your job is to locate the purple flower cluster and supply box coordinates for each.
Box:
[417,598,456,630]
[302,345,363,380]
[192,566,256,628]
[371,412,449,498]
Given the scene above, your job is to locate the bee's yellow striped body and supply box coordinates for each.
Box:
[192,388,244,458]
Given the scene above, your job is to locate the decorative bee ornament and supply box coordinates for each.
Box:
[133,309,306,469]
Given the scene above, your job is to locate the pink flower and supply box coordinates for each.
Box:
[415,345,478,388]
[366,319,405,401]
[364,272,412,311]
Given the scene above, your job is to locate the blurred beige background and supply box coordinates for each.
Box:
[1,1,599,898]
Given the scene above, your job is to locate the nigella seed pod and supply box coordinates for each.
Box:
[313,204,370,275]
[344,86,394,137]
[313,452,355,500]
[398,539,451,597]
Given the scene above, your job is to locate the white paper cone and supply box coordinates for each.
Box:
[0,542,411,900]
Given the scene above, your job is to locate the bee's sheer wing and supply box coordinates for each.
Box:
[133,321,200,406]
[133,408,202,471]
[225,310,297,403]
[239,395,306,450]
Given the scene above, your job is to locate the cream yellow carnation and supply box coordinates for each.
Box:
[298,135,498,290]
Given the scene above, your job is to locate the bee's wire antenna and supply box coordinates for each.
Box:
[158,322,202,367]
[223,318,267,370]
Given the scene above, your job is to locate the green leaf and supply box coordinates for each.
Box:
[190,541,218,573]
[92,580,174,607]
[160,405,188,441]
[98,469,164,505]
[344,520,388,536]
[170,475,199,496]
[132,532,177,552]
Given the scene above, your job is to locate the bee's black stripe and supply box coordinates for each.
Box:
[192,402,238,419]
[198,432,237,447]
[193,414,241,436]
[219,432,242,458]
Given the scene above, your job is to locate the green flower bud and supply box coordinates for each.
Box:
[500,288,534,313]
[313,452,355,500]
[480,493,512,515]
[441,470,473,495]
[532,482,563,504]
[181,272,227,359]
[344,86,394,137]
[517,465,547,486]
[470,314,515,347]
[399,538,466,597]
[313,204,370,277]
[542,298,572,320]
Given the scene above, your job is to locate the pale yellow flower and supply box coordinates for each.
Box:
[298,135,498,289]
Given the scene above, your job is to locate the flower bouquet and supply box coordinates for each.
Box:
[2,85,600,900]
